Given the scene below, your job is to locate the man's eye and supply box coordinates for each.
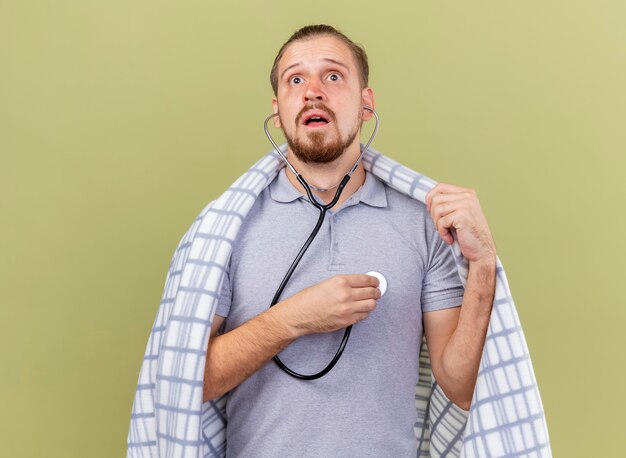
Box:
[290,76,303,84]
[328,73,341,81]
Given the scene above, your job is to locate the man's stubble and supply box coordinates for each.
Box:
[281,104,362,164]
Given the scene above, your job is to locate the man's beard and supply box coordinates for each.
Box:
[284,127,359,164]
[282,104,361,164]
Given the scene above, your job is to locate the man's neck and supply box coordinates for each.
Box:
[284,143,366,210]
[286,141,365,210]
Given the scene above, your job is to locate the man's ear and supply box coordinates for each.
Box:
[361,87,375,121]
[272,98,281,128]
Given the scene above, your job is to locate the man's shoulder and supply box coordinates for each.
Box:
[369,172,428,212]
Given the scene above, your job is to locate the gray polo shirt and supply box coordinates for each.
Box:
[216,167,464,457]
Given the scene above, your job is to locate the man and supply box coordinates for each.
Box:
[202,25,497,456]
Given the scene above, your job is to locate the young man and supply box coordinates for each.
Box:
[203,25,496,455]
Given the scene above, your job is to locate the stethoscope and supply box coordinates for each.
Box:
[262,107,381,380]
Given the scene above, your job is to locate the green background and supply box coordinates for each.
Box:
[2,1,624,456]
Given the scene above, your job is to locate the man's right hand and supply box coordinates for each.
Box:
[275,274,381,337]
[204,274,381,401]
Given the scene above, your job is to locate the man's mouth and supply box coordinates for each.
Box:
[301,110,331,128]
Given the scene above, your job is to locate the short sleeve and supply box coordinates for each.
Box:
[215,262,232,318]
[421,231,465,313]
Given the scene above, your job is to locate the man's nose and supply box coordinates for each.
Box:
[304,78,325,102]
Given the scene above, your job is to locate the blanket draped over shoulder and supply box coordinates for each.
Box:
[127,146,551,458]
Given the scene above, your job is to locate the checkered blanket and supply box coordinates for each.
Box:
[127,146,551,457]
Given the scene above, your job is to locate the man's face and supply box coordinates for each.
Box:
[272,35,374,164]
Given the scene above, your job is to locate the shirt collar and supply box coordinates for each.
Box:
[269,167,387,208]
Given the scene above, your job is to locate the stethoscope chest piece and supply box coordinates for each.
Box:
[365,271,387,297]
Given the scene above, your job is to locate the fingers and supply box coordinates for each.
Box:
[350,300,377,324]
[353,298,377,313]
[338,274,380,289]
[435,214,456,245]
[430,198,468,222]
[426,184,478,246]
[333,276,381,304]
[325,276,381,325]
[352,312,371,323]
[425,183,474,212]
[331,276,380,317]
[351,286,381,301]
[431,199,468,244]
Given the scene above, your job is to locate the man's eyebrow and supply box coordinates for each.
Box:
[322,58,350,72]
[280,63,300,80]
[279,58,351,80]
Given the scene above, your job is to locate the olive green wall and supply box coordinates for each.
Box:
[1,1,624,456]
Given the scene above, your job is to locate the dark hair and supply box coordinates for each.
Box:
[269,24,369,96]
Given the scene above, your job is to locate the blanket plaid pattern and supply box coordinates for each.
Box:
[127,146,551,457]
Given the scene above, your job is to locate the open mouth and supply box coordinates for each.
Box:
[302,112,331,128]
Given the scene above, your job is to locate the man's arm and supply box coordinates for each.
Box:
[203,305,297,401]
[424,183,498,410]
[423,258,496,410]
[203,274,381,402]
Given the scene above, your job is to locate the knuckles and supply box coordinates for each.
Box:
[336,290,351,303]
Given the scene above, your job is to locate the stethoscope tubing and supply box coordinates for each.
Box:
[264,107,379,380]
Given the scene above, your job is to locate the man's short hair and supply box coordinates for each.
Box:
[270,24,369,96]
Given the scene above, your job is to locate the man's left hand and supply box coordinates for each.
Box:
[425,183,497,265]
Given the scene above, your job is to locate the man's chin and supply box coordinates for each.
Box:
[289,142,345,164]
[285,126,359,165]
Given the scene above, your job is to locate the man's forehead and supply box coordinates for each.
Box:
[278,35,357,74]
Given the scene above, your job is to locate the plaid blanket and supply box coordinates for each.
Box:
[127,146,551,457]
